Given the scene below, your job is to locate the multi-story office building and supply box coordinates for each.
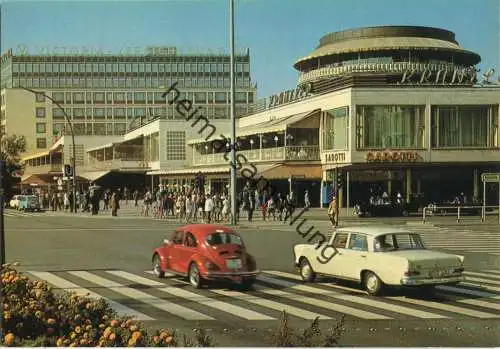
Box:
[1,46,255,154]
[4,46,256,186]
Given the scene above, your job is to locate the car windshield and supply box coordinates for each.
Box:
[374,233,425,252]
[206,232,242,246]
[27,196,37,203]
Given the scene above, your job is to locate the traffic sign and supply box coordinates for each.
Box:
[481,173,500,182]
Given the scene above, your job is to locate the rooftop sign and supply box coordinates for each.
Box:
[268,83,313,108]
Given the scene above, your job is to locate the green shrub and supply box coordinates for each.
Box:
[267,311,345,347]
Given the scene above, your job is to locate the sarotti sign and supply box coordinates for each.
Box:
[399,66,478,85]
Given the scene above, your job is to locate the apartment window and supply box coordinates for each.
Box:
[73,108,85,119]
[165,131,186,160]
[86,123,93,135]
[127,92,133,104]
[73,123,85,136]
[113,92,125,103]
[36,138,46,149]
[207,93,214,104]
[52,123,65,136]
[86,108,93,118]
[215,92,227,104]
[106,92,113,104]
[248,92,254,103]
[134,92,146,103]
[204,63,210,72]
[106,123,114,135]
[214,106,228,119]
[114,108,126,119]
[94,123,106,135]
[35,93,45,102]
[235,92,246,103]
[93,92,105,104]
[134,108,146,118]
[53,108,66,119]
[93,108,105,119]
[36,123,46,134]
[114,123,127,135]
[154,92,165,104]
[52,92,64,103]
[36,107,46,118]
[73,92,84,104]
[107,108,113,119]
[194,92,206,104]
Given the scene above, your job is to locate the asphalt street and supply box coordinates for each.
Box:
[3,208,500,346]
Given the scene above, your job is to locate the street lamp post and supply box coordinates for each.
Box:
[229,0,237,225]
[21,87,77,214]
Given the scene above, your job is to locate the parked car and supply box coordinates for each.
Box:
[152,224,260,289]
[294,226,465,296]
[9,195,24,209]
[18,195,41,212]
[354,201,418,217]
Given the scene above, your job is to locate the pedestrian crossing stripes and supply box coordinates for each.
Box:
[405,224,500,256]
[26,269,500,323]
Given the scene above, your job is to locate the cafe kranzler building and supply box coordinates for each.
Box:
[158,25,499,208]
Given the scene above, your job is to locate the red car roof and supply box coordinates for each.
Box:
[178,224,236,239]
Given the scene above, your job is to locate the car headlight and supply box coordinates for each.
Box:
[204,261,219,271]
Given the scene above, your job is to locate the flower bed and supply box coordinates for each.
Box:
[1,263,344,347]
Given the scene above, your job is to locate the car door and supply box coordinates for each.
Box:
[316,232,349,276]
[176,232,199,273]
[168,231,185,272]
[342,233,369,281]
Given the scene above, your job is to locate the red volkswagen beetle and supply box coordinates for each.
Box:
[151,224,260,289]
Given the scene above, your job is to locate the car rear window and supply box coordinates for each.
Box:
[206,233,242,246]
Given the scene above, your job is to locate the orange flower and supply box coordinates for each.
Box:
[47,318,56,325]
[110,319,118,327]
[75,326,82,334]
[109,333,116,341]
[4,333,15,346]
[132,331,142,340]
[128,338,136,347]
[165,336,173,344]
[153,336,159,343]
[159,332,169,340]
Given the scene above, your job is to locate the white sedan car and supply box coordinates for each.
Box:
[294,226,465,296]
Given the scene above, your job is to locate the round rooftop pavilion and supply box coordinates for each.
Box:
[294,25,481,73]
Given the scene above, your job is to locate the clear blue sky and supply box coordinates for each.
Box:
[1,0,499,98]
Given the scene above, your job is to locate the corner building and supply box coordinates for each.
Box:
[182,26,500,207]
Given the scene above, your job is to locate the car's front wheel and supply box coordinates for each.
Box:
[363,271,383,296]
[188,262,204,289]
[299,258,316,282]
[238,278,255,291]
[152,254,164,278]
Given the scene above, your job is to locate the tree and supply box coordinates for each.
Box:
[1,134,27,199]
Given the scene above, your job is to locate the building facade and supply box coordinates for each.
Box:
[155,26,500,207]
[18,26,500,207]
[1,46,256,155]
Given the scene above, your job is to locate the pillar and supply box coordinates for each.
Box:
[417,179,421,195]
[473,168,479,199]
[338,187,344,209]
[387,171,393,196]
[259,135,263,160]
[406,168,412,204]
[346,171,350,209]
[320,180,324,209]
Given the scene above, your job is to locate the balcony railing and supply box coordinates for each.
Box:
[193,146,320,166]
[84,158,150,171]
[23,163,62,175]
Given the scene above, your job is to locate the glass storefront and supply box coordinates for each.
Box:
[431,105,498,148]
[322,106,349,150]
[356,105,425,149]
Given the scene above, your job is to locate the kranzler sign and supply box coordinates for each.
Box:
[366,151,420,162]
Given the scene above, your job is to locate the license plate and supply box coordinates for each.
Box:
[226,259,242,269]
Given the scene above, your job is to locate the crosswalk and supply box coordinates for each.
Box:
[406,223,500,256]
[25,268,500,323]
